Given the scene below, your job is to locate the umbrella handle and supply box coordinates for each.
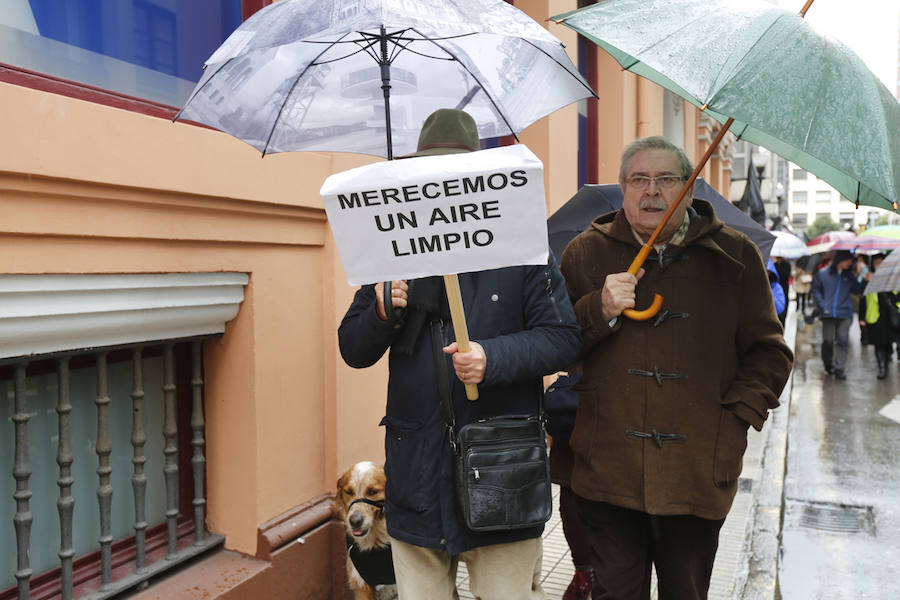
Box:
[622,243,665,320]
[623,293,664,320]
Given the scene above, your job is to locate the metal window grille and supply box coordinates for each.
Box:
[1,337,224,600]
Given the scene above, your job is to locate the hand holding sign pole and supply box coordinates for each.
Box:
[321,144,548,402]
[443,273,479,400]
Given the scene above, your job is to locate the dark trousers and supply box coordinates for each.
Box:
[821,317,851,371]
[560,485,592,568]
[576,497,725,600]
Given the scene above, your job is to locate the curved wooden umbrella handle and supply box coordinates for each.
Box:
[623,293,664,320]
[622,243,665,320]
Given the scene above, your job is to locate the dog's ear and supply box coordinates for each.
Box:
[335,471,349,512]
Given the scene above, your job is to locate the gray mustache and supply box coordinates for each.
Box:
[639,199,668,210]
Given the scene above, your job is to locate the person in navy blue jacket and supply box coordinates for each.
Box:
[338,109,581,600]
[811,249,868,379]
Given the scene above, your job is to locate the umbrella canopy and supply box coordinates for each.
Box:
[807,231,856,246]
[794,230,857,270]
[770,230,809,259]
[864,250,900,294]
[805,230,856,253]
[552,0,900,213]
[547,178,775,262]
[176,0,594,158]
[860,225,900,240]
[831,235,900,252]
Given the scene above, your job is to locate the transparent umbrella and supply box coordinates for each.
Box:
[770,230,810,260]
[865,250,900,294]
[176,0,594,159]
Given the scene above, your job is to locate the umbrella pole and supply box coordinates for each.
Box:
[379,25,394,161]
[373,30,476,399]
[623,116,735,320]
[799,0,816,17]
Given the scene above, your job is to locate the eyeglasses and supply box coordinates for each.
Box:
[624,175,686,189]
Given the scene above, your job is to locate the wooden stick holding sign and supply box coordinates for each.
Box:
[443,273,479,400]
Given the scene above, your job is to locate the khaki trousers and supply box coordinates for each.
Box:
[389,536,545,600]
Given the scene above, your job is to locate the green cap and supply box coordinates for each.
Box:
[403,108,480,158]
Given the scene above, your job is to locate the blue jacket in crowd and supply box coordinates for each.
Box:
[338,257,580,555]
[767,259,786,317]
[811,263,866,319]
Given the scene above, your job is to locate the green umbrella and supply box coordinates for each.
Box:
[552,0,900,214]
[860,224,900,239]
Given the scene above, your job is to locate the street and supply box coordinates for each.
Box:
[779,314,900,598]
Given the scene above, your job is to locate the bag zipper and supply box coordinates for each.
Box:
[462,436,538,449]
[472,460,545,481]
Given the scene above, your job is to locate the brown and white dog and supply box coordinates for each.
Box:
[336,461,397,600]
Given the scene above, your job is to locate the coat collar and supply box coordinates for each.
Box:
[591,199,746,271]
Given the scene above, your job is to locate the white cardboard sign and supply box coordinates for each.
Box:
[320,144,549,285]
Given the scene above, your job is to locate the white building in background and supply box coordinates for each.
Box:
[786,165,899,234]
[728,140,900,236]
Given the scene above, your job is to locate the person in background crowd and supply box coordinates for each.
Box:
[768,258,787,324]
[858,253,900,380]
[855,254,870,281]
[792,262,813,315]
[544,372,594,600]
[773,256,791,312]
[812,250,868,380]
[852,254,870,344]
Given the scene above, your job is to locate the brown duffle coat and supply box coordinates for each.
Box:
[560,200,793,520]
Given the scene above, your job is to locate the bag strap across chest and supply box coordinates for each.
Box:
[429,318,542,454]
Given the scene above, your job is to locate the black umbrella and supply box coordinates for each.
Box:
[547,178,775,263]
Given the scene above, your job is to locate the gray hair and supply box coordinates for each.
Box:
[619,136,694,185]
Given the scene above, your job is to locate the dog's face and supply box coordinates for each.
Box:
[337,461,387,547]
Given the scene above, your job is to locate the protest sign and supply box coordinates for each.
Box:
[320,144,548,286]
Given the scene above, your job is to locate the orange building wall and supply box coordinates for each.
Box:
[0,0,722,574]
[0,80,346,554]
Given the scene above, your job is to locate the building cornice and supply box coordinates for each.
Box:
[0,170,326,246]
[0,272,248,359]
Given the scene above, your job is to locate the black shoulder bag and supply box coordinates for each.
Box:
[431,320,552,532]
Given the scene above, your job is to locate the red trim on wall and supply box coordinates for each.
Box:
[0,63,180,119]
[243,0,272,20]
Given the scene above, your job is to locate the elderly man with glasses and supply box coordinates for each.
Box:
[559,136,792,600]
